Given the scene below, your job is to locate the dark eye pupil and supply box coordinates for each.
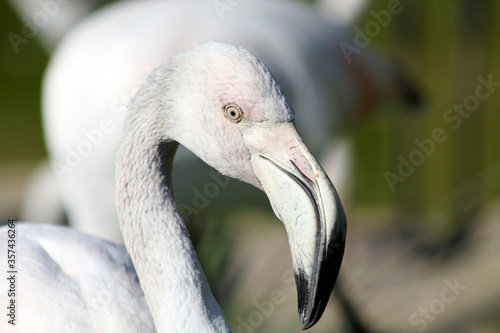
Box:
[225,104,242,121]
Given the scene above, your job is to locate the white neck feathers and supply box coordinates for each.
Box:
[115,85,231,332]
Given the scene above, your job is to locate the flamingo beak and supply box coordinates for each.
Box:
[239,121,347,329]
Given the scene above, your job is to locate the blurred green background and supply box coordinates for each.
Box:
[0,0,499,332]
[0,0,47,161]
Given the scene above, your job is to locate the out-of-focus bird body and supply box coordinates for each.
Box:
[42,0,351,241]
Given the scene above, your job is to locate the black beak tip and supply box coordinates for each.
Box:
[297,288,329,330]
[295,229,346,330]
[296,273,337,330]
[300,314,318,330]
[295,270,318,330]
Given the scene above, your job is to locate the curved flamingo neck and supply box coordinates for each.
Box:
[115,92,231,332]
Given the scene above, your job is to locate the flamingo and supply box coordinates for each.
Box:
[39,0,413,243]
[0,42,346,332]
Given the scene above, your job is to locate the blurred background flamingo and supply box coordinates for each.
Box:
[38,0,418,243]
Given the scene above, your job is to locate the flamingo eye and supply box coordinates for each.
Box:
[224,104,243,123]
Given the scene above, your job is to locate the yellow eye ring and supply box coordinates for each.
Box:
[224,104,243,123]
